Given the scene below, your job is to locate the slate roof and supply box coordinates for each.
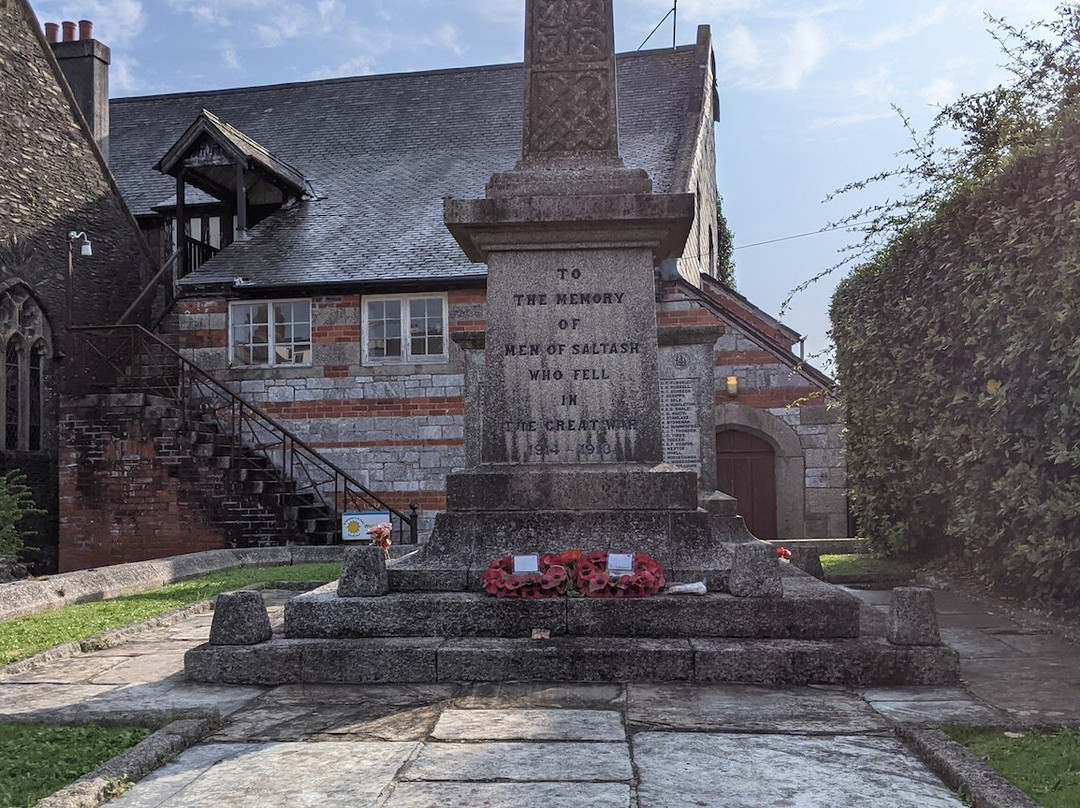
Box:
[108,46,706,290]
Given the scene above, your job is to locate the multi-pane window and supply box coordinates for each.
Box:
[29,344,43,451]
[364,295,446,364]
[230,300,311,367]
[5,339,20,451]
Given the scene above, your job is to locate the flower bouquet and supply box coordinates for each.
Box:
[367,522,392,559]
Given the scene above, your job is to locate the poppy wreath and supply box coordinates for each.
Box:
[573,549,666,598]
[479,553,571,599]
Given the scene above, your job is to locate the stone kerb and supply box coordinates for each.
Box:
[0,546,345,622]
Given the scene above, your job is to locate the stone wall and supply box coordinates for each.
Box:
[176,289,481,537]
[0,0,154,572]
[673,26,719,288]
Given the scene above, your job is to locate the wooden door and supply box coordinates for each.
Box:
[715,429,777,539]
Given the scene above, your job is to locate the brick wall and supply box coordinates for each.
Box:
[58,395,296,571]
[176,289,479,538]
[0,1,155,571]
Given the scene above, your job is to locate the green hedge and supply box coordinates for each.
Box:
[831,108,1080,603]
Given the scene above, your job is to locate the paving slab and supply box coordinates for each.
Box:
[940,627,1024,658]
[383,781,631,807]
[452,681,625,709]
[0,683,118,717]
[626,683,887,734]
[62,680,265,719]
[215,702,444,742]
[108,741,418,807]
[264,682,460,706]
[0,654,129,683]
[89,651,188,684]
[432,708,624,741]
[860,686,1005,725]
[634,732,964,807]
[402,741,632,782]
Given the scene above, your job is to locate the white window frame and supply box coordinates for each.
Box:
[228,298,313,367]
[362,293,449,365]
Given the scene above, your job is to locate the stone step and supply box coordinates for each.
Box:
[184,635,959,687]
[283,577,859,640]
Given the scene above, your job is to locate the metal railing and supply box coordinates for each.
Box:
[66,324,418,545]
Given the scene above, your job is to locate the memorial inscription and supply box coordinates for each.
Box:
[482,247,661,465]
[660,377,701,473]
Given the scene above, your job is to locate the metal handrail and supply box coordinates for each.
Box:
[116,250,181,327]
[67,323,418,544]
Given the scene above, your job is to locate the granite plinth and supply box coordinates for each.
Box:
[282,577,858,640]
[444,193,695,265]
[446,466,699,511]
[390,512,755,592]
[692,638,960,686]
[185,636,960,686]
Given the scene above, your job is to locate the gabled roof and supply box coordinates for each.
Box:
[109,44,711,290]
[154,109,308,200]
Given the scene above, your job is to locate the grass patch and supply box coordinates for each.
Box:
[820,553,914,579]
[945,725,1080,807]
[0,722,150,806]
[0,562,340,666]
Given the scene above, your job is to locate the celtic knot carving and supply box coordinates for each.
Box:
[532,0,610,63]
[529,71,615,154]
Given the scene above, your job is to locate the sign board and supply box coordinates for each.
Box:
[341,511,391,542]
[607,553,635,577]
[513,554,540,575]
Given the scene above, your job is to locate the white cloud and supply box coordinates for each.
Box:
[810,110,895,129]
[724,25,761,71]
[777,18,827,90]
[846,3,949,51]
[308,54,378,80]
[109,53,147,93]
[219,39,241,70]
[918,77,958,107]
[435,23,465,58]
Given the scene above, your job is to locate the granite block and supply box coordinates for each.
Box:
[210,591,272,645]
[437,637,693,682]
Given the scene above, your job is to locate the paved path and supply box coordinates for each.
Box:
[3,580,1075,806]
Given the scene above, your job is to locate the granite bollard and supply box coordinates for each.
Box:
[887,586,941,646]
[209,590,272,645]
[727,543,783,598]
[338,545,389,597]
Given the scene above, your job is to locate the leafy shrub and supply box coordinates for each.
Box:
[831,107,1080,602]
[0,470,43,560]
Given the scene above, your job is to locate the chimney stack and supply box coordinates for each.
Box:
[47,19,111,164]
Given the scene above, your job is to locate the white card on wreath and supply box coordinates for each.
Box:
[607,553,635,577]
[513,554,540,574]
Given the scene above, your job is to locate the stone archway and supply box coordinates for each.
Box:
[715,403,805,538]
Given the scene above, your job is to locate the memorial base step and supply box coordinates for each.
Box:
[184,635,959,687]
[283,576,859,641]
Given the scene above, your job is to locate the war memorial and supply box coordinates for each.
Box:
[185,0,958,688]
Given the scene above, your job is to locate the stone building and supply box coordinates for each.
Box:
[0,1,152,571]
[3,1,845,572]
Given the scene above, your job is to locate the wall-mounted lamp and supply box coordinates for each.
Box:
[66,231,93,326]
[726,375,739,396]
[69,231,93,256]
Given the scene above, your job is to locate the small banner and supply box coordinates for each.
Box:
[341,511,391,542]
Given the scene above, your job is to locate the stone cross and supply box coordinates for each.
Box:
[488,0,650,198]
[521,0,622,168]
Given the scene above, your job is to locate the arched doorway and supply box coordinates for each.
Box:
[716,429,777,538]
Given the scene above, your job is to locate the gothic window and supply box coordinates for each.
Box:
[29,342,44,451]
[5,337,22,451]
[0,287,51,453]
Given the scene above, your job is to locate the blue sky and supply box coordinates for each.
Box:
[29,0,1062,367]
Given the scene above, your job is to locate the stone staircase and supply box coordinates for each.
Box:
[155,401,338,546]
